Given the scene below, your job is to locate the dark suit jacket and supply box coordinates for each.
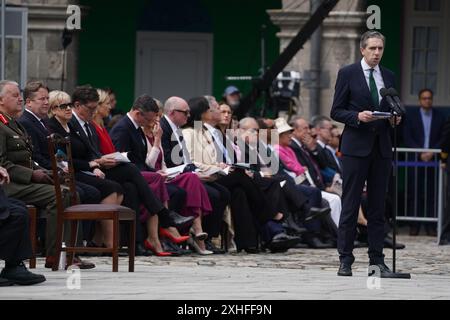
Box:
[289,140,325,190]
[47,117,97,172]
[160,116,185,168]
[17,110,51,169]
[403,108,445,149]
[330,62,395,158]
[109,116,150,171]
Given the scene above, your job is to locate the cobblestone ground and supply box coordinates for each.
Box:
[1,235,449,300]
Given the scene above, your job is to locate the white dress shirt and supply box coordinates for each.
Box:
[361,58,385,105]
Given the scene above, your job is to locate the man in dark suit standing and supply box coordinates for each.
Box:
[403,89,445,236]
[330,31,400,277]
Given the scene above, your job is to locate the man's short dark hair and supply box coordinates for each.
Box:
[72,85,99,105]
[132,95,158,113]
[23,81,49,100]
[418,88,434,99]
[360,30,386,49]
[311,115,332,129]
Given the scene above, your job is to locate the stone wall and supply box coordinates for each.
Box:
[6,0,79,92]
[268,0,367,120]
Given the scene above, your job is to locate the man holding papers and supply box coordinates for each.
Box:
[330,31,401,277]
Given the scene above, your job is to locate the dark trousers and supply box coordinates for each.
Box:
[105,163,164,214]
[166,184,187,215]
[0,197,32,264]
[121,182,144,244]
[229,187,259,250]
[76,181,102,241]
[216,170,270,223]
[202,182,230,238]
[338,139,391,265]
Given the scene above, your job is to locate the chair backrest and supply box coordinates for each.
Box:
[47,133,78,212]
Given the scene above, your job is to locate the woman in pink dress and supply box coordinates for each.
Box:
[142,106,213,255]
[91,89,188,256]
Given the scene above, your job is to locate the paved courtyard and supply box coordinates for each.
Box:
[1,235,449,300]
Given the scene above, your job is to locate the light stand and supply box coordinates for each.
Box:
[389,111,411,279]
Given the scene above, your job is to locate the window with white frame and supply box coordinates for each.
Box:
[402,0,449,106]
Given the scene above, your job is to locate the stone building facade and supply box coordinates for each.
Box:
[6,0,79,92]
[268,0,367,120]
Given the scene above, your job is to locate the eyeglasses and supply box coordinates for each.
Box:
[420,97,433,100]
[174,109,190,116]
[246,128,258,134]
[56,103,73,110]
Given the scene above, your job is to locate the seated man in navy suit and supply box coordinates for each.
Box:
[331,31,400,277]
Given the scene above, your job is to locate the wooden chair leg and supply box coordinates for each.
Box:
[27,206,37,269]
[112,216,119,272]
[52,214,65,271]
[67,220,78,267]
[128,220,135,272]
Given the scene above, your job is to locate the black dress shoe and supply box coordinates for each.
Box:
[205,239,226,254]
[1,262,46,285]
[237,247,260,254]
[383,236,405,249]
[337,263,352,276]
[135,243,152,256]
[281,214,307,234]
[304,207,331,222]
[167,211,195,228]
[161,239,193,255]
[368,263,393,278]
[303,233,334,249]
[0,277,12,287]
[267,232,301,253]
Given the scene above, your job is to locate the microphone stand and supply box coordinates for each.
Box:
[390,110,411,279]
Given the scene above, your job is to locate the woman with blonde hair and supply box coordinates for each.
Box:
[47,90,124,250]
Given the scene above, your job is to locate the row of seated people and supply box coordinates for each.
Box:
[0,79,341,272]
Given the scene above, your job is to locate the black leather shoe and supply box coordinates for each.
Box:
[304,207,331,222]
[267,232,301,253]
[1,262,46,285]
[337,263,352,276]
[205,239,226,254]
[0,277,12,287]
[281,213,307,234]
[368,263,394,278]
[167,211,195,228]
[303,233,334,249]
[383,236,405,249]
[161,239,193,255]
[237,247,260,254]
[135,243,152,256]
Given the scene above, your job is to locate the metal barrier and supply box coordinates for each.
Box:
[395,148,443,243]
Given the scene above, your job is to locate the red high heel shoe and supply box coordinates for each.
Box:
[159,228,190,244]
[144,239,172,256]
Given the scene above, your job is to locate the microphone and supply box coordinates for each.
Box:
[379,88,401,115]
[387,88,406,115]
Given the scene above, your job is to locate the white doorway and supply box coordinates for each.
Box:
[135,32,213,102]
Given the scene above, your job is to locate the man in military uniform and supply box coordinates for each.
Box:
[0,80,58,267]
